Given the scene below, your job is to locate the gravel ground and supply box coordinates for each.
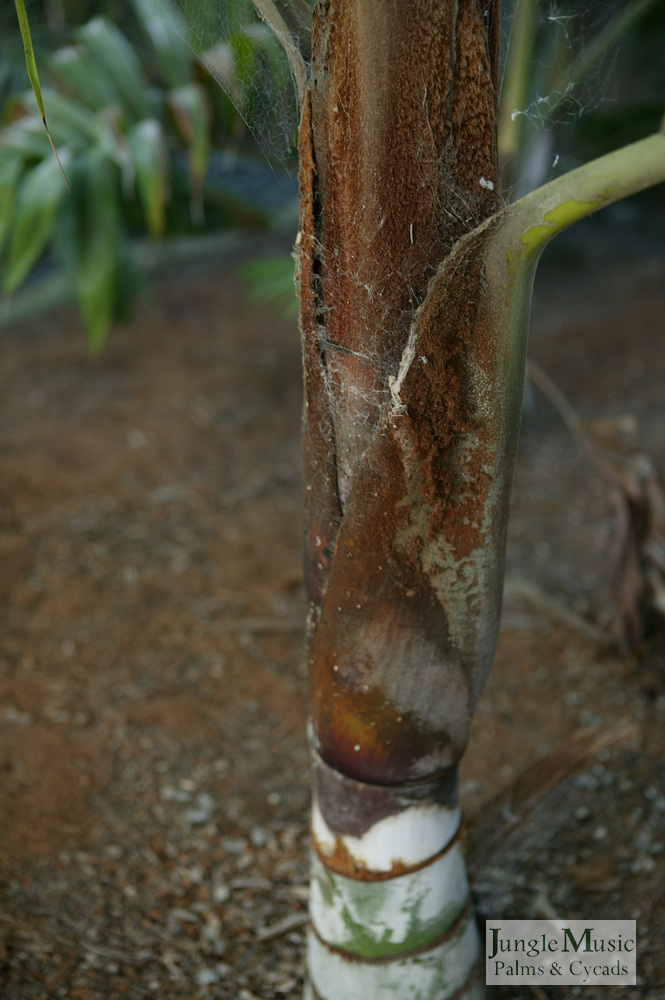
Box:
[1,220,664,999]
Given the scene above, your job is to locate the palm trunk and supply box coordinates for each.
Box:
[304,752,483,999]
[267,1,665,996]
[298,2,501,996]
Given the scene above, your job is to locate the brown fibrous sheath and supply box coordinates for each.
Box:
[298,1,506,790]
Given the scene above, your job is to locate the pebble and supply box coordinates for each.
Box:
[574,772,599,791]
[212,882,231,904]
[631,855,656,873]
[195,967,220,986]
[4,707,32,725]
[161,786,190,803]
[184,792,216,825]
[221,836,248,854]
[250,825,268,847]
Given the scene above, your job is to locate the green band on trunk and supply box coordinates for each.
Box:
[310,842,469,957]
[307,907,481,1000]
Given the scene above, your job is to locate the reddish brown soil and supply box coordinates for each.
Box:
[1,230,664,999]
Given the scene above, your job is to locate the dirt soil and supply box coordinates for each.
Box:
[1,216,664,1000]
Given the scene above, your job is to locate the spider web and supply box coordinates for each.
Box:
[164,0,650,357]
[498,0,638,196]
[175,0,302,167]
[173,0,636,185]
[502,0,622,128]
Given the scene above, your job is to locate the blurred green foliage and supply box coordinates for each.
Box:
[242,254,298,318]
[2,0,294,352]
[5,1,663,344]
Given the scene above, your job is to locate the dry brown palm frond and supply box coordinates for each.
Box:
[466,722,637,872]
[528,360,665,662]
